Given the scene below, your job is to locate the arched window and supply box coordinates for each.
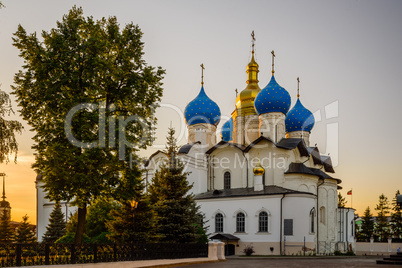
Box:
[320,206,326,225]
[310,208,315,233]
[215,213,223,233]
[236,212,245,233]
[259,211,268,232]
[224,172,231,189]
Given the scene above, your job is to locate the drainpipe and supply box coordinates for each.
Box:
[345,208,350,250]
[316,178,325,254]
[280,194,286,255]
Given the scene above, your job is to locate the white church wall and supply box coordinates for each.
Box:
[209,147,246,190]
[197,194,317,255]
[36,180,77,241]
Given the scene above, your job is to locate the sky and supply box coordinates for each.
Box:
[0,0,401,223]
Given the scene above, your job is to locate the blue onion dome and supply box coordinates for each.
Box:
[285,98,315,133]
[184,86,221,126]
[254,76,292,115]
[221,117,233,142]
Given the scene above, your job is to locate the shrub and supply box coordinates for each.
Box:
[243,244,255,256]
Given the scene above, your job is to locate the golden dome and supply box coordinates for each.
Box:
[253,161,265,176]
[235,52,261,116]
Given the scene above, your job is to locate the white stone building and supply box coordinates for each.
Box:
[144,44,355,255]
[35,37,355,255]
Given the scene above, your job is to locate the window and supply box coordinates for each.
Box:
[215,213,223,233]
[320,206,326,224]
[236,213,245,232]
[224,172,231,189]
[284,219,293,236]
[258,211,268,232]
[310,209,315,233]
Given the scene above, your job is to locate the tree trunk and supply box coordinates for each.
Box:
[74,205,87,245]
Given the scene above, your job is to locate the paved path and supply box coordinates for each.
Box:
[180,256,393,268]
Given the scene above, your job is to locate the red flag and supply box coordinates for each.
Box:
[347,190,352,195]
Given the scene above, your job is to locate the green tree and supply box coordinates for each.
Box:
[360,206,374,242]
[149,128,206,243]
[106,195,156,243]
[14,215,36,243]
[375,194,390,241]
[390,190,402,239]
[0,210,14,243]
[0,86,23,164]
[42,202,66,243]
[338,192,347,208]
[12,6,164,244]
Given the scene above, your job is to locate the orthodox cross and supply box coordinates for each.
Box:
[271,50,275,74]
[200,63,205,86]
[251,30,256,53]
[235,88,238,97]
[297,77,300,98]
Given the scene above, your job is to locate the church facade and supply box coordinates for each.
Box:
[144,39,355,255]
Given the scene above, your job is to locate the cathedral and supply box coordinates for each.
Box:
[144,35,355,255]
[36,33,355,255]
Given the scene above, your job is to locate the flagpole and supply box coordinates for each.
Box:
[351,188,353,208]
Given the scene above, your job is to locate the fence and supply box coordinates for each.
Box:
[0,243,208,267]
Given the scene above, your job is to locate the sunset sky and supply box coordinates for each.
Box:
[0,0,401,223]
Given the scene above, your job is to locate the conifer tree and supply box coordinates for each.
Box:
[149,127,206,243]
[391,190,402,239]
[14,215,36,243]
[375,194,390,241]
[360,206,374,241]
[0,209,14,243]
[338,192,347,208]
[42,202,66,243]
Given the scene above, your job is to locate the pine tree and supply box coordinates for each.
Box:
[148,127,206,243]
[106,196,156,243]
[0,209,14,243]
[390,190,402,240]
[360,207,374,242]
[42,202,66,243]
[14,215,36,243]
[375,194,391,241]
[338,192,347,208]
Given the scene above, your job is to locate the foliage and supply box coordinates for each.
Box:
[55,232,91,244]
[243,244,255,256]
[85,197,121,238]
[90,232,111,243]
[148,128,207,243]
[12,6,164,243]
[14,215,36,243]
[106,196,156,243]
[337,192,347,208]
[375,194,391,241]
[0,209,14,243]
[360,206,375,242]
[391,190,402,239]
[42,202,67,243]
[0,86,23,164]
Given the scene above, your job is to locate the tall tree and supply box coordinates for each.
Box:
[42,202,67,243]
[360,206,374,242]
[14,215,36,243]
[12,6,164,244]
[338,192,347,208]
[375,194,391,241]
[0,209,14,243]
[390,190,402,239]
[148,128,206,243]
